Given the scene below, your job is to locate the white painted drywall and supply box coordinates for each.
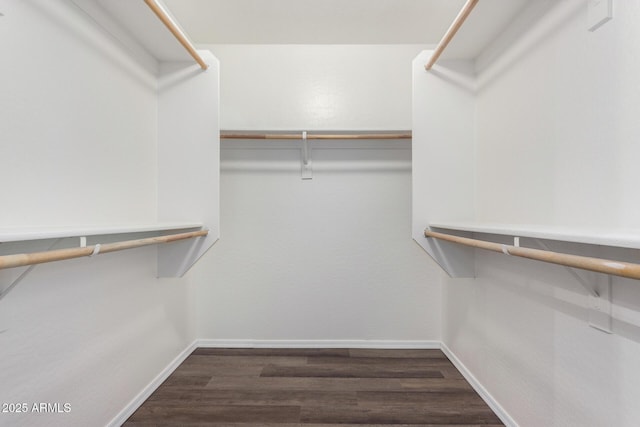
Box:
[411,51,476,277]
[0,248,192,427]
[202,44,424,130]
[0,0,158,227]
[0,1,201,426]
[474,0,640,229]
[156,52,221,277]
[190,141,441,343]
[434,1,640,425]
[189,44,441,343]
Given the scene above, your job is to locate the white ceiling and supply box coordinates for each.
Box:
[95,0,533,62]
[161,0,532,58]
[162,0,467,45]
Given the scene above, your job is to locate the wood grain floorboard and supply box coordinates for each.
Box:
[438,366,466,379]
[126,424,504,427]
[398,378,474,391]
[193,348,351,357]
[300,405,502,425]
[146,389,358,406]
[123,348,504,426]
[204,376,475,393]
[182,354,309,366]
[356,391,490,406]
[159,374,213,388]
[172,364,265,377]
[126,423,504,427]
[127,404,300,423]
[205,376,413,392]
[261,364,445,379]
[348,349,446,358]
[307,356,455,367]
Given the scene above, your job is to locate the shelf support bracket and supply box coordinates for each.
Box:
[533,238,612,333]
[301,131,312,180]
[533,238,598,296]
[588,274,613,334]
[0,238,62,301]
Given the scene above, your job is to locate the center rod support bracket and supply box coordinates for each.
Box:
[532,238,612,334]
[301,131,312,180]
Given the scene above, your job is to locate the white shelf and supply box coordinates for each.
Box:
[429,221,640,250]
[0,223,203,243]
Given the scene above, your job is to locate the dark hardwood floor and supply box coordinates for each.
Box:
[123,348,504,426]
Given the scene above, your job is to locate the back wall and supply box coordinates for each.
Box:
[190,44,441,344]
[204,44,423,130]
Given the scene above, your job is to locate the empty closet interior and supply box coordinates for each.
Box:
[2,0,640,426]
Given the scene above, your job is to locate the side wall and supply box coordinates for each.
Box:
[0,2,194,426]
[411,51,476,277]
[441,1,640,426]
[157,52,221,277]
[190,45,442,345]
[0,0,157,226]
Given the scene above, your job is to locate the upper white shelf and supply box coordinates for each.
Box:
[0,223,203,243]
[429,221,640,250]
[95,0,193,63]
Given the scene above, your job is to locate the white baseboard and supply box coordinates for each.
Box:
[440,342,518,427]
[196,339,441,349]
[106,340,198,427]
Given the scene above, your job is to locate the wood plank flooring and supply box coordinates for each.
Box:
[123,348,504,426]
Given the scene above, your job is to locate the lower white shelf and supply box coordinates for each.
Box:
[0,223,212,293]
[421,221,640,280]
[0,223,203,243]
[429,221,640,250]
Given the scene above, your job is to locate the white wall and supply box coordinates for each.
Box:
[203,44,423,130]
[156,52,221,277]
[190,44,440,344]
[0,0,158,226]
[191,142,440,343]
[411,52,476,277]
[0,248,191,427]
[474,0,640,229]
[434,1,640,426]
[0,1,197,426]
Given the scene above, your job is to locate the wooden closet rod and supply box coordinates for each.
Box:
[425,230,640,280]
[425,0,479,71]
[221,132,412,140]
[0,230,208,270]
[143,0,208,70]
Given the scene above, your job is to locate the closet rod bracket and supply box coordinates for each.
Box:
[0,238,63,301]
[533,238,612,334]
[587,275,612,334]
[301,131,312,180]
[532,238,599,297]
